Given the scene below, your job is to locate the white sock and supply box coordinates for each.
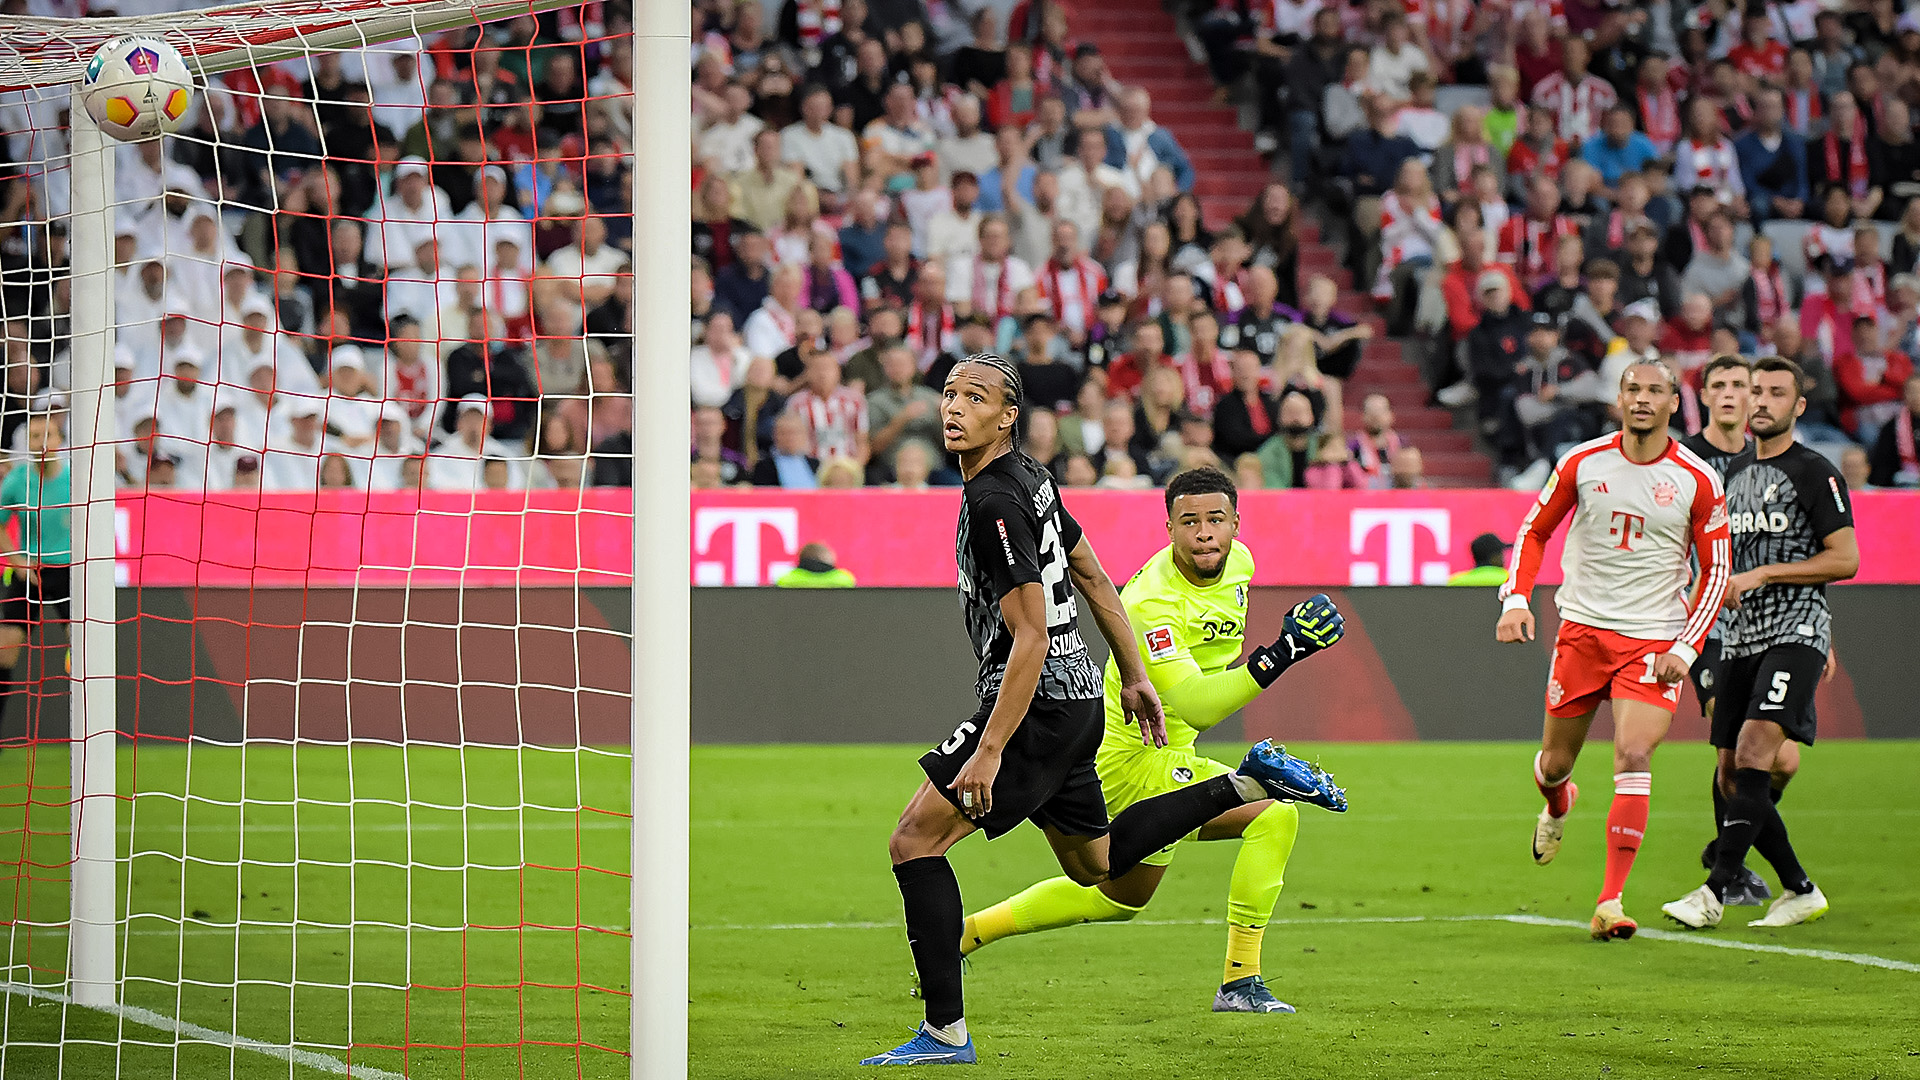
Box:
[923,1018,968,1046]
[1229,773,1267,802]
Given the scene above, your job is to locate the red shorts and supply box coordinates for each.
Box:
[1545,620,1683,719]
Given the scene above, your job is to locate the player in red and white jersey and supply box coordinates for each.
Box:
[1496,360,1730,942]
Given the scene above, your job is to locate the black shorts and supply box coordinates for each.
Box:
[1712,644,1824,749]
[1,565,69,627]
[1689,636,1723,708]
[919,695,1108,841]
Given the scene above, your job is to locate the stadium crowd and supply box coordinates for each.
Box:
[0,2,636,492]
[0,0,1915,493]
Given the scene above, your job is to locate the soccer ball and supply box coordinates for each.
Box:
[80,35,193,142]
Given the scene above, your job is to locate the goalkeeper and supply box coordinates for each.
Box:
[958,466,1346,1014]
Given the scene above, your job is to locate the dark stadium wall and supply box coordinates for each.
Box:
[0,587,1908,745]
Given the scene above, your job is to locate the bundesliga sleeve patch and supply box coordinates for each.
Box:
[1145,626,1177,660]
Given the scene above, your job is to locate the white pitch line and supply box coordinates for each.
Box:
[1,981,406,1080]
[692,913,1920,974]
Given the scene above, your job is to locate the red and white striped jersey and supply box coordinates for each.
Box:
[1530,73,1617,143]
[785,387,869,461]
[1500,433,1730,659]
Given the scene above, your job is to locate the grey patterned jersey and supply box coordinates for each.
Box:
[1721,443,1855,658]
[956,452,1104,702]
[1681,432,1757,642]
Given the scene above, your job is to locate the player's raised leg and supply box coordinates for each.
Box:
[1532,713,1590,865]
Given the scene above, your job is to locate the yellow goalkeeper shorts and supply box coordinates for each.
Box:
[1095,745,1236,868]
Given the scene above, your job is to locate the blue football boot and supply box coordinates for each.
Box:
[859,1025,977,1066]
[1213,975,1296,1014]
[1239,740,1348,812]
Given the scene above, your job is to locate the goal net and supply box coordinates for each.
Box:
[0,1,646,1075]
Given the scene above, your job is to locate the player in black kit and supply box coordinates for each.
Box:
[1663,357,1859,931]
[862,355,1348,1066]
[1679,356,1777,906]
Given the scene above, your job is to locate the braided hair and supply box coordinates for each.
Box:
[956,351,1026,449]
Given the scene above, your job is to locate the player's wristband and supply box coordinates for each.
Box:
[1501,593,1531,613]
[1245,644,1290,689]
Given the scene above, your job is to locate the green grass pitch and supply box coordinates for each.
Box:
[2,740,1917,1078]
[691,741,1920,1080]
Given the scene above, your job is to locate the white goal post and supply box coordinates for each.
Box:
[0,0,688,1075]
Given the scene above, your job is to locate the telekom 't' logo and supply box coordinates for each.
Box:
[693,508,799,586]
[1348,509,1451,586]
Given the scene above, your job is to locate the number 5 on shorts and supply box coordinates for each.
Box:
[940,721,978,755]
[1767,670,1791,704]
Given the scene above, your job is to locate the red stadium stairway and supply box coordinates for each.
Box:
[1068,0,1496,485]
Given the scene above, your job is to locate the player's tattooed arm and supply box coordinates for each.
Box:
[1066,535,1168,748]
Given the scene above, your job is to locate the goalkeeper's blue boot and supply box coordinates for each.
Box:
[1213,975,1296,1014]
[859,1025,977,1066]
[1239,740,1348,812]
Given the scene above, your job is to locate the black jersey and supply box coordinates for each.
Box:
[1681,431,1757,642]
[956,452,1104,702]
[1722,442,1855,659]
[1680,431,1757,479]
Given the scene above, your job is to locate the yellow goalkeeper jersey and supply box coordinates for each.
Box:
[1100,541,1256,755]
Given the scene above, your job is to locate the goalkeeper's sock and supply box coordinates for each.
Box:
[894,856,965,1029]
[961,876,1142,957]
[1597,773,1650,904]
[1224,801,1298,984]
[1108,774,1248,878]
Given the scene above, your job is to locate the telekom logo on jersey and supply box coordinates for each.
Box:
[1347,509,1451,586]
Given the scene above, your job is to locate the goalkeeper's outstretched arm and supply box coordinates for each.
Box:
[1151,594,1348,732]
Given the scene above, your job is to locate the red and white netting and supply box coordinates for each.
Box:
[0,0,637,1075]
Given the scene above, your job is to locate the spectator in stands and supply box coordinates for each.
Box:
[691,405,748,486]
[892,439,936,491]
[1812,92,1880,220]
[1211,349,1279,461]
[733,129,806,236]
[1342,96,1422,284]
[1617,221,1682,319]
[692,311,750,410]
[937,95,998,184]
[1833,316,1914,443]
[743,264,807,361]
[751,410,821,488]
[1465,271,1532,421]
[1256,390,1337,488]
[1867,374,1920,486]
[838,190,888,280]
[1736,88,1810,223]
[1348,393,1405,489]
[1276,9,1351,186]
[1681,211,1753,327]
[1433,107,1503,205]
[1237,184,1301,311]
[1388,444,1427,488]
[863,82,938,187]
[785,349,868,465]
[1108,88,1193,195]
[783,83,862,206]
[866,342,941,479]
[1058,376,1108,460]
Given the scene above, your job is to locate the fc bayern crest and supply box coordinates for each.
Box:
[1651,480,1678,507]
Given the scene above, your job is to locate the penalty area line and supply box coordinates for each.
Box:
[0,981,406,1080]
[694,913,1920,974]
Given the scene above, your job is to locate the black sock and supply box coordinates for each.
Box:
[1751,803,1813,895]
[894,857,965,1029]
[1108,773,1246,878]
[1707,768,1774,899]
[1704,770,1727,868]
